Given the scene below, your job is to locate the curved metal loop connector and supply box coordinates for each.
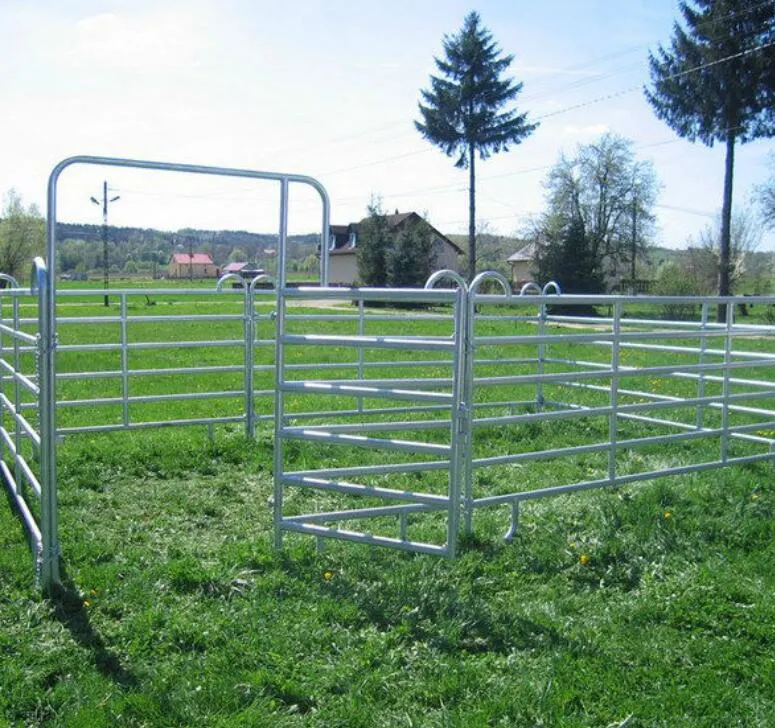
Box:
[215,272,247,294]
[0,272,21,290]
[519,282,541,296]
[424,269,468,292]
[469,270,512,297]
[542,280,561,296]
[30,257,48,295]
[248,274,274,293]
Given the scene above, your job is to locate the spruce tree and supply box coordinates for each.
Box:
[535,215,603,295]
[416,11,537,282]
[356,199,391,287]
[387,219,436,288]
[645,0,775,308]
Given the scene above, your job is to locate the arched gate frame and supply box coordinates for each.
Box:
[38,156,331,593]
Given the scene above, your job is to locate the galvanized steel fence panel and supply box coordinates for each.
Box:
[5,156,774,589]
[0,259,59,590]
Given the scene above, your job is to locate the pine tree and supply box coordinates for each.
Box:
[387,219,436,288]
[356,199,392,287]
[645,0,775,308]
[535,215,603,296]
[416,11,537,282]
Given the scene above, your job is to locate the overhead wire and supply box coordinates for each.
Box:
[110,5,773,227]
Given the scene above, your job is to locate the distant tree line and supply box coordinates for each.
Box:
[54,223,320,276]
[0,190,44,282]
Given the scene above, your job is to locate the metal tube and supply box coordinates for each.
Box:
[608,302,621,483]
[272,276,286,551]
[446,287,466,557]
[34,259,59,593]
[721,302,733,463]
[279,520,447,557]
[281,475,448,505]
[120,294,129,427]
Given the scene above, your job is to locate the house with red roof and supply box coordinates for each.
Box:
[168,252,217,279]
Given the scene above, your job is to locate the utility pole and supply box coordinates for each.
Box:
[630,196,638,286]
[90,181,120,307]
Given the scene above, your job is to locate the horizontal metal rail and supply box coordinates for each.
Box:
[281,475,449,505]
[278,520,449,556]
[282,333,456,351]
[280,428,452,456]
[471,452,775,509]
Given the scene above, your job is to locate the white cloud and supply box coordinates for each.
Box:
[560,123,610,139]
[65,9,207,70]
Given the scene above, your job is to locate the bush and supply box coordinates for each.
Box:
[652,262,703,320]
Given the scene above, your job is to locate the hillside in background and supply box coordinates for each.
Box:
[54,223,774,290]
[55,223,320,275]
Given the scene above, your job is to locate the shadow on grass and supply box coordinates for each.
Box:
[50,564,138,690]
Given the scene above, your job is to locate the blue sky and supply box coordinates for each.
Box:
[1,0,773,249]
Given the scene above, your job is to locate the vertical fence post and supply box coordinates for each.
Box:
[13,291,23,489]
[245,284,255,438]
[357,299,365,414]
[447,287,467,557]
[0,292,5,471]
[34,259,60,594]
[696,302,710,430]
[273,178,290,550]
[721,301,733,464]
[536,299,547,411]
[120,293,130,428]
[608,301,622,483]
[462,272,512,537]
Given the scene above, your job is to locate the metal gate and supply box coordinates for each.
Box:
[273,284,467,556]
[0,259,58,592]
[3,155,332,591]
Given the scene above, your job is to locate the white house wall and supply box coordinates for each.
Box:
[329,254,359,285]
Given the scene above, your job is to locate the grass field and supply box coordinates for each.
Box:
[1,288,774,726]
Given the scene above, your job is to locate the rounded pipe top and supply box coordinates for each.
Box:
[0,272,21,290]
[469,271,512,297]
[215,272,247,293]
[248,274,274,292]
[424,269,468,291]
[519,282,542,296]
[30,257,47,295]
[542,281,562,295]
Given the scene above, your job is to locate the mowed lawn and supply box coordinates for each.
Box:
[1,290,774,727]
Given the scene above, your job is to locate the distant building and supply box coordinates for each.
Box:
[168,253,216,279]
[507,242,536,288]
[222,262,268,285]
[328,212,462,285]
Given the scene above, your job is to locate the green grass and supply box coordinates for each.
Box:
[1,292,775,725]
[2,429,773,726]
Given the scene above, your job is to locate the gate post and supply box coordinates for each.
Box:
[216,273,254,437]
[463,272,512,536]
[32,258,60,594]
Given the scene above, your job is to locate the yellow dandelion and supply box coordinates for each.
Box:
[579,554,590,566]
[663,511,671,519]
[323,570,334,581]
[751,494,760,501]
[89,589,98,597]
[83,600,91,608]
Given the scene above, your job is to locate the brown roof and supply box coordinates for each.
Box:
[507,242,536,263]
[330,211,463,254]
